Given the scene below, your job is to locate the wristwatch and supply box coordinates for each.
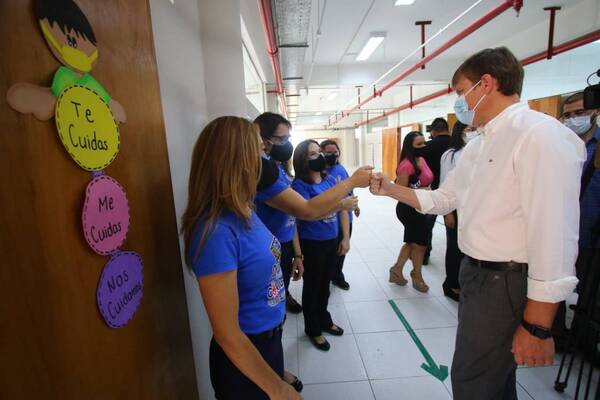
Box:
[521,320,553,340]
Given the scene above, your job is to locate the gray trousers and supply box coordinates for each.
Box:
[451,258,528,400]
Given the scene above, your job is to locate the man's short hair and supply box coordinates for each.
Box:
[452,47,524,96]
[430,117,449,133]
[561,92,584,113]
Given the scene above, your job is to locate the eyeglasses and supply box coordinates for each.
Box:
[269,135,291,145]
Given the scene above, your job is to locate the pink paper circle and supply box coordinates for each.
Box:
[82,175,130,255]
[97,251,144,329]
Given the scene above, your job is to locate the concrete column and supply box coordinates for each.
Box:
[198,0,246,119]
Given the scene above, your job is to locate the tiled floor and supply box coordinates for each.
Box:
[284,188,597,399]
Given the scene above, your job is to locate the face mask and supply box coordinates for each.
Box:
[564,115,593,136]
[413,147,426,158]
[269,140,293,162]
[324,153,339,166]
[308,154,326,172]
[464,131,479,143]
[40,22,98,73]
[257,157,279,190]
[454,81,486,126]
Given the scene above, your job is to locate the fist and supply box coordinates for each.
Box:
[350,166,374,188]
[369,173,391,196]
[341,195,359,211]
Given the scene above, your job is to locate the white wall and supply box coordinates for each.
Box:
[149,1,247,399]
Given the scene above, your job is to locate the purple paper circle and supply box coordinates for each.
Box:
[97,251,144,329]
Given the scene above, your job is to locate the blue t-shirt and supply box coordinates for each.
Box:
[256,164,296,243]
[326,163,353,224]
[292,175,339,240]
[190,211,286,334]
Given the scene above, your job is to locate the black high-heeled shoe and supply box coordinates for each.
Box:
[442,282,460,302]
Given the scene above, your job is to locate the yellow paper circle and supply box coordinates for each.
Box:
[55,85,120,171]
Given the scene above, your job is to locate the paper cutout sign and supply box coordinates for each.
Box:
[97,251,144,329]
[55,85,120,171]
[82,174,130,255]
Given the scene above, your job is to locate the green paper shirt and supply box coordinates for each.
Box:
[50,66,111,103]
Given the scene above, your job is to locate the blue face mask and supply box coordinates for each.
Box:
[454,81,486,126]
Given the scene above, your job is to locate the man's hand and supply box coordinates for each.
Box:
[354,206,361,218]
[292,257,304,281]
[348,166,374,188]
[369,173,393,196]
[512,325,555,367]
[271,380,303,400]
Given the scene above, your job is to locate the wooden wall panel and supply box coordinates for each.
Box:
[0,1,198,399]
[528,95,562,119]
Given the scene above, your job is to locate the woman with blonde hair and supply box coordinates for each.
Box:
[182,116,301,400]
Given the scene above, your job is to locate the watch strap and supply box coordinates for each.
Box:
[521,319,553,339]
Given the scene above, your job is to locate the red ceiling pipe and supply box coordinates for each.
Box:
[336,0,522,126]
[352,29,600,129]
[544,7,561,60]
[258,0,288,117]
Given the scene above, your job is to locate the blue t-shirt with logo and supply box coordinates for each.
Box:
[292,175,339,241]
[190,211,286,334]
[256,164,296,243]
[326,163,353,224]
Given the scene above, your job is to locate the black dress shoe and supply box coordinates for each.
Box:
[332,279,350,290]
[323,325,344,336]
[442,282,460,302]
[286,296,303,314]
[309,336,330,351]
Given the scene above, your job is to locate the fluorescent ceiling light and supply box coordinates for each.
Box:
[595,39,600,44]
[356,33,386,61]
[316,111,323,115]
[327,93,337,101]
[395,0,415,5]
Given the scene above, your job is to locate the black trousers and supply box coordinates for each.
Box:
[452,258,527,400]
[333,222,353,284]
[444,211,464,289]
[281,241,293,291]
[209,330,284,400]
[301,238,338,336]
[424,214,437,258]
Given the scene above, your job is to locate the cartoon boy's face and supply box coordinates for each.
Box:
[39,18,98,74]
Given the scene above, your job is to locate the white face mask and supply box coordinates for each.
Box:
[564,115,593,136]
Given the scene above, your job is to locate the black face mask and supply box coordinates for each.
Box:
[308,154,326,172]
[324,153,339,166]
[257,157,279,191]
[413,147,426,158]
[269,141,293,162]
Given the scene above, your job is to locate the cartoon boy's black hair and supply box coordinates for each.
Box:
[37,0,97,45]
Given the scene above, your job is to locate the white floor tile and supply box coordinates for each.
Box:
[301,381,375,400]
[283,314,298,339]
[517,365,598,400]
[298,334,368,384]
[371,376,452,400]
[337,272,388,303]
[390,298,457,330]
[356,331,428,379]
[345,300,406,333]
[282,337,299,377]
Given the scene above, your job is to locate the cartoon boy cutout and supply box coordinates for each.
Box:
[7,0,126,123]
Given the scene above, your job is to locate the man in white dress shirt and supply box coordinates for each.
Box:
[369,47,586,400]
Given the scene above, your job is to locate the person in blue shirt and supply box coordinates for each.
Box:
[292,140,350,351]
[321,139,359,290]
[181,116,301,400]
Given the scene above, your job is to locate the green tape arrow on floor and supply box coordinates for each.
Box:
[388,299,449,382]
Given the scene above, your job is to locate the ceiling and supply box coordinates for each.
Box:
[260,0,600,128]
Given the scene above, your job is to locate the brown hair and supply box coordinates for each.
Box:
[452,47,524,96]
[182,116,261,265]
[293,139,325,184]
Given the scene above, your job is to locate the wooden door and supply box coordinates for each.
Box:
[382,127,399,180]
[0,1,198,399]
[528,95,562,118]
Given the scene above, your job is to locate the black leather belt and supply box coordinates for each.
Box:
[247,322,284,341]
[467,256,527,272]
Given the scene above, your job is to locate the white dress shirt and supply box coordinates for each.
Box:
[416,102,586,303]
